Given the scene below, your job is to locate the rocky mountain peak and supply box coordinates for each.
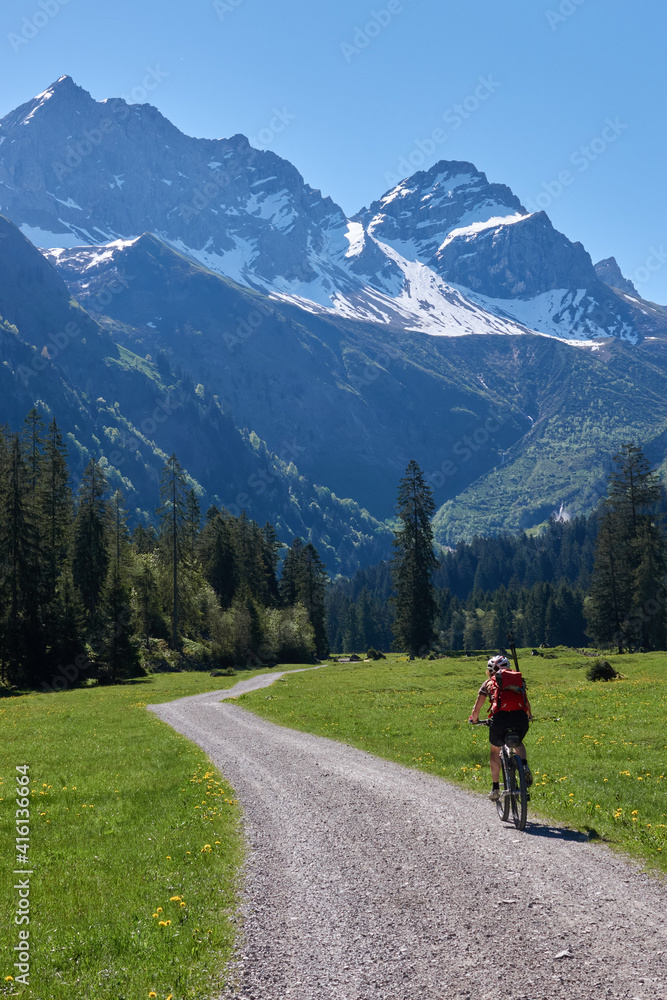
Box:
[594,257,638,296]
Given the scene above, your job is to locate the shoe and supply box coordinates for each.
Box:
[488,788,500,802]
[523,764,533,788]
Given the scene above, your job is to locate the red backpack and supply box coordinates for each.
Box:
[488,669,527,715]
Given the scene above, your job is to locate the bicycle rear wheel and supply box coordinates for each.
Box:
[509,755,527,830]
[497,752,511,823]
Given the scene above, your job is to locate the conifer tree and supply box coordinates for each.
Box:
[0,436,42,683]
[23,408,44,495]
[157,454,188,648]
[298,543,329,658]
[279,537,305,606]
[98,562,141,682]
[391,460,437,657]
[587,443,666,651]
[73,460,110,625]
[261,522,282,606]
[199,507,238,607]
[184,489,202,562]
[40,419,72,600]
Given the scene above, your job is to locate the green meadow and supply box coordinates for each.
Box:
[0,671,266,1000]
[239,651,667,871]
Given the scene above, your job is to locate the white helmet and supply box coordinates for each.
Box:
[487,655,509,672]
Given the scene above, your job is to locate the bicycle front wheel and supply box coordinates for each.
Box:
[497,752,511,823]
[509,756,527,830]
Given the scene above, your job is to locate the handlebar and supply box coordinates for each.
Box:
[469,719,491,727]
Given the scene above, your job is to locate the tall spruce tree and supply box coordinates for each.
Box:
[391,460,437,657]
[298,543,329,658]
[41,419,72,601]
[587,443,666,651]
[73,460,110,625]
[0,436,43,683]
[157,454,188,648]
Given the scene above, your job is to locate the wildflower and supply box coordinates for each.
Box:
[159,921,168,927]
[149,993,157,998]
[170,896,181,902]
[180,901,186,907]
[5,976,14,981]
[156,907,163,913]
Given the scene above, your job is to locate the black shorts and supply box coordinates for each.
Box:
[488,710,529,748]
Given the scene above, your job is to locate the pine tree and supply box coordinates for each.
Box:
[391,461,437,657]
[184,489,201,562]
[40,419,72,601]
[298,543,329,658]
[23,408,44,495]
[199,507,238,607]
[261,522,282,606]
[279,537,305,606]
[157,454,188,648]
[587,443,666,651]
[98,562,141,682]
[0,436,43,683]
[73,460,110,625]
[134,554,163,649]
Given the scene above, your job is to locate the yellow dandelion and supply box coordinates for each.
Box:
[149,993,157,998]
[166,856,171,860]
[156,907,163,913]
[5,976,14,981]
[170,896,181,902]
[159,920,168,927]
[180,901,186,907]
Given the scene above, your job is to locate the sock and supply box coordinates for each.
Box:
[492,782,500,790]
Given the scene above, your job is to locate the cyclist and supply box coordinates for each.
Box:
[468,654,533,801]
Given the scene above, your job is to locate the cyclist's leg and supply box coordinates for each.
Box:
[490,743,501,782]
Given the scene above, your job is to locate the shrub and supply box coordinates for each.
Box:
[586,658,619,682]
[367,648,386,660]
[210,667,236,678]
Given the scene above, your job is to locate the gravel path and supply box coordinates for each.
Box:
[150,669,667,1000]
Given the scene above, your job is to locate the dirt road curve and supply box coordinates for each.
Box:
[150,670,667,1000]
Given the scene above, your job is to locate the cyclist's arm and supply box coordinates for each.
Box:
[468,692,487,723]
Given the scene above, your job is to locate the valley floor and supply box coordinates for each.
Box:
[152,671,667,1000]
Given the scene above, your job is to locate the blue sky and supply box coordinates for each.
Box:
[1,0,666,301]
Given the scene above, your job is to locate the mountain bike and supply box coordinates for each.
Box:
[470,719,529,830]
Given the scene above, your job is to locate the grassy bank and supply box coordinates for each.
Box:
[0,670,266,1000]
[238,652,667,872]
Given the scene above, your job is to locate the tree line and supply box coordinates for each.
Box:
[328,444,667,656]
[0,409,328,688]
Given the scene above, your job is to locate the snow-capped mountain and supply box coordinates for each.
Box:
[357,165,638,341]
[0,76,652,343]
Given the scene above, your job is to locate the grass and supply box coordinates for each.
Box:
[0,669,269,1000]
[238,651,667,873]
